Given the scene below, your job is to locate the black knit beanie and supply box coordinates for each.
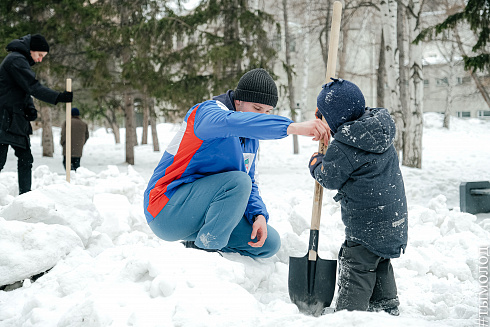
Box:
[30,34,50,52]
[234,68,278,107]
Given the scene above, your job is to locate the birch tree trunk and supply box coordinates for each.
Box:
[403,0,424,168]
[381,0,402,153]
[282,0,299,154]
[397,0,409,155]
[377,28,386,108]
[444,58,455,129]
[442,38,457,129]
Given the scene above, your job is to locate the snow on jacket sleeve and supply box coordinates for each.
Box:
[313,143,353,190]
[193,101,292,141]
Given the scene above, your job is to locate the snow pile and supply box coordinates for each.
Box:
[0,113,489,326]
[1,182,101,246]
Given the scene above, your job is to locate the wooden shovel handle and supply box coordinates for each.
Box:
[309,1,342,260]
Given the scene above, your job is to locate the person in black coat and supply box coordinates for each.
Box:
[0,34,73,194]
[309,78,408,316]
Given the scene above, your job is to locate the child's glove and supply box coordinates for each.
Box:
[315,107,323,120]
[309,152,324,178]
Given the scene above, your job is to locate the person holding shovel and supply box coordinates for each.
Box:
[0,34,73,194]
[144,68,330,259]
[308,78,408,315]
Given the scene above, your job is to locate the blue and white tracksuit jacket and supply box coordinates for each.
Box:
[144,90,293,225]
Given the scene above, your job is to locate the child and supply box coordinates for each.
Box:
[309,78,408,315]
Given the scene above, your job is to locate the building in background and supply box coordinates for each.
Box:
[422,56,490,119]
[261,0,489,121]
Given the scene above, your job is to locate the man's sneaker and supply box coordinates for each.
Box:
[181,241,221,254]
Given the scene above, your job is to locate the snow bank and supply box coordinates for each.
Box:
[0,181,102,245]
[0,219,82,286]
[0,113,488,326]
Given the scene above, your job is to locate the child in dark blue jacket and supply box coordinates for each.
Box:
[309,78,408,315]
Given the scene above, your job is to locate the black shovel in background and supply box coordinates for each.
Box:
[288,1,342,317]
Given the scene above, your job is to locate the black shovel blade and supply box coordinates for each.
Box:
[288,254,337,316]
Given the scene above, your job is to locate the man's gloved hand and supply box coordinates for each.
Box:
[56,91,73,104]
[309,152,324,178]
[24,106,37,121]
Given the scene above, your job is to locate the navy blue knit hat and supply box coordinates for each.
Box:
[316,78,365,134]
[71,108,80,116]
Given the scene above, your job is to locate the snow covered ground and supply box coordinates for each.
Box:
[0,113,489,327]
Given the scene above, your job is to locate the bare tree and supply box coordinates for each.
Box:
[98,96,122,144]
[454,31,490,108]
[317,1,378,78]
[377,28,386,107]
[397,0,410,156]
[415,0,489,114]
[123,88,136,165]
[338,11,350,78]
[403,0,424,168]
[141,88,149,145]
[37,69,54,157]
[300,0,312,122]
[149,99,160,152]
[120,5,136,165]
[381,0,403,153]
[282,0,299,154]
[435,35,458,128]
[319,1,333,70]
[39,103,54,157]
[414,0,488,129]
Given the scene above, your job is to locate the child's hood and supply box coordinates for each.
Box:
[333,107,396,153]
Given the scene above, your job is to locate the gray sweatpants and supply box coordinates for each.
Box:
[148,171,281,259]
[335,240,400,313]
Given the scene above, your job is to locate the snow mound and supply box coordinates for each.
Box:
[0,182,102,246]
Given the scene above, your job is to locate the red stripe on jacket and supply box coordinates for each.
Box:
[147,108,203,217]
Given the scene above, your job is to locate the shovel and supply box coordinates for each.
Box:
[288,1,342,316]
